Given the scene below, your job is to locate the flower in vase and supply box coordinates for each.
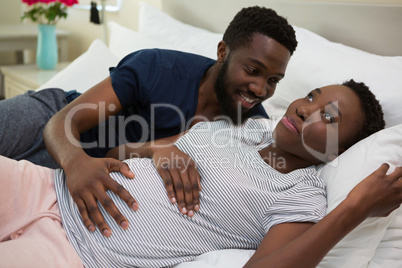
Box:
[21,0,78,25]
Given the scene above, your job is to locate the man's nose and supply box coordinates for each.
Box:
[248,77,269,98]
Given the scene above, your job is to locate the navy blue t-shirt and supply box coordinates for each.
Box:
[73,49,268,157]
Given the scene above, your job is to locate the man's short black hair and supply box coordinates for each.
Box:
[223,6,297,55]
[342,79,385,149]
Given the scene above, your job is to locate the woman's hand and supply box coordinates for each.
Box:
[347,163,402,218]
[152,144,201,217]
[244,164,402,268]
[64,155,138,237]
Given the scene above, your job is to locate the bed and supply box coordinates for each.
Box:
[37,1,402,267]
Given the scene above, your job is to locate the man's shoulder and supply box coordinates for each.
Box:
[118,48,215,76]
[249,104,269,119]
[130,48,212,60]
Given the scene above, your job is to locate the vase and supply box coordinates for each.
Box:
[36,24,58,70]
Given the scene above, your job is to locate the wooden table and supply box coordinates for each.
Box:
[0,62,70,99]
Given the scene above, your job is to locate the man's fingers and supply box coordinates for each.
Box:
[75,197,96,232]
[82,194,112,237]
[98,193,130,230]
[78,176,137,237]
[107,179,139,211]
[109,159,135,179]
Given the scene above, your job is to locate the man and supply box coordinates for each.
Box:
[0,6,297,235]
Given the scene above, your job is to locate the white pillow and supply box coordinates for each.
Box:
[263,26,402,128]
[175,249,254,268]
[138,2,222,60]
[137,3,402,127]
[368,207,402,268]
[317,124,402,268]
[108,21,178,60]
[38,39,118,93]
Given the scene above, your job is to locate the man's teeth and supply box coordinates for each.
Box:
[240,94,256,104]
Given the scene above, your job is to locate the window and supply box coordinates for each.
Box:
[74,0,121,12]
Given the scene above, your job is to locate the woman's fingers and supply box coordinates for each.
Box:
[356,164,402,217]
[159,168,177,203]
[158,159,201,217]
[153,146,202,217]
[389,166,402,181]
[188,163,201,212]
[168,166,190,215]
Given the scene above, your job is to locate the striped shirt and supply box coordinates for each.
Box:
[55,119,326,268]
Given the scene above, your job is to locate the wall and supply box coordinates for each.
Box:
[162,0,402,56]
[0,0,161,63]
[0,0,25,64]
[56,0,161,60]
[1,0,401,62]
[0,0,21,24]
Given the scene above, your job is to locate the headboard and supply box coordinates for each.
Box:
[160,0,402,57]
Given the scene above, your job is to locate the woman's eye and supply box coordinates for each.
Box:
[306,93,313,102]
[323,112,333,123]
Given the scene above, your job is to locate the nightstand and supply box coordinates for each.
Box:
[0,24,69,63]
[0,62,70,99]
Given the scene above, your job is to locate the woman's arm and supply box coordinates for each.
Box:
[245,164,402,268]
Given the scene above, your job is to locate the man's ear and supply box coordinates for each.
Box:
[217,41,229,63]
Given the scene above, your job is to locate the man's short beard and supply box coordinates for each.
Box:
[214,58,252,125]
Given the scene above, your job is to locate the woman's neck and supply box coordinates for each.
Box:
[258,144,315,174]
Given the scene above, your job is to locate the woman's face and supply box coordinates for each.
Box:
[273,84,365,164]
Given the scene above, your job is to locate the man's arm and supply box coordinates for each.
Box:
[244,164,402,268]
[106,133,182,160]
[43,76,138,237]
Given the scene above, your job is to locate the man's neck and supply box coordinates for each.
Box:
[192,64,222,125]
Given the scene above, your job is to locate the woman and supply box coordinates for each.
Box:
[1,80,401,268]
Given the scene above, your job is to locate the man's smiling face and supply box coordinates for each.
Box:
[214,33,290,124]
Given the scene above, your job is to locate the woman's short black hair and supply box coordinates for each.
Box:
[223,6,297,55]
[342,79,385,148]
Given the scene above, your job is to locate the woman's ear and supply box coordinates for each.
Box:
[327,153,337,162]
[327,146,346,162]
[217,41,229,63]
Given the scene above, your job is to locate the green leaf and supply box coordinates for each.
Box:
[21,2,72,24]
